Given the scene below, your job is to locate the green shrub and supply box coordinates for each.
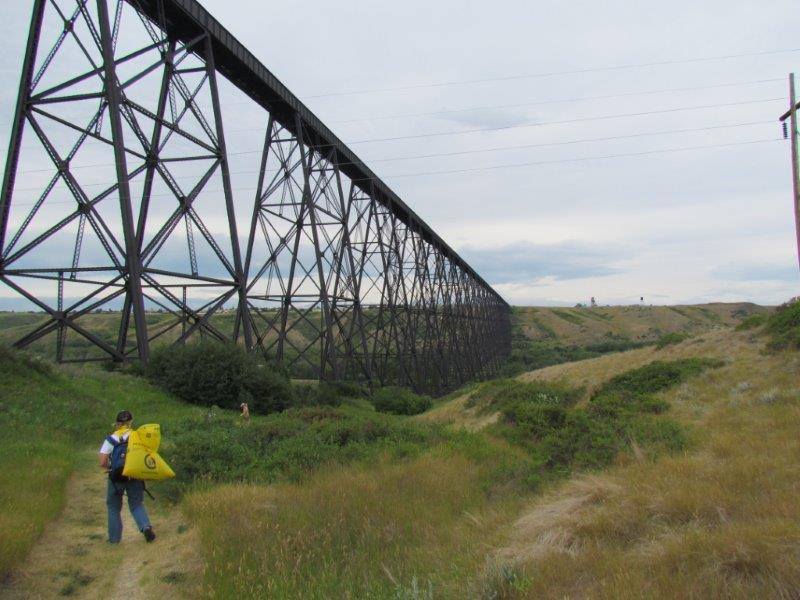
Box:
[764,298,800,350]
[290,382,345,408]
[499,338,650,378]
[540,410,620,471]
[593,358,723,399]
[166,406,438,486]
[146,342,292,414]
[735,313,768,331]
[486,358,721,478]
[370,386,432,415]
[656,332,689,348]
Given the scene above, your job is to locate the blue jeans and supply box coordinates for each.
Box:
[106,478,151,543]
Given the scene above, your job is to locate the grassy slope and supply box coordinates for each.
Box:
[488,330,800,598]
[0,349,205,580]
[515,302,766,346]
[3,303,798,598]
[0,348,533,598]
[422,328,748,430]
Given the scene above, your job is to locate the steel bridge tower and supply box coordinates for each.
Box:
[0,0,510,394]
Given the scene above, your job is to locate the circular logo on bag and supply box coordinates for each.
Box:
[144,454,157,470]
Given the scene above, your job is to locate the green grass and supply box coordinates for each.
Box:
[667,306,698,321]
[165,404,444,490]
[736,313,768,331]
[185,445,529,598]
[577,309,614,323]
[551,309,586,326]
[500,337,650,378]
[594,357,724,399]
[528,313,556,338]
[0,346,206,579]
[0,346,465,580]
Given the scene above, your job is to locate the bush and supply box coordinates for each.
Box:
[764,298,800,350]
[166,406,438,486]
[735,313,768,331]
[499,338,650,377]
[370,386,432,415]
[146,342,292,414]
[485,358,721,477]
[656,332,689,349]
[594,358,723,399]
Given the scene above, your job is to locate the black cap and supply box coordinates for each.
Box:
[116,410,133,423]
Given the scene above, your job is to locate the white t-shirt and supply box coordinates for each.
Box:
[99,430,131,455]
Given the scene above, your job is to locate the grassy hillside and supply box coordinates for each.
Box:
[485,332,800,597]
[2,300,798,598]
[515,302,766,346]
[501,302,768,377]
[0,302,768,372]
[0,347,534,596]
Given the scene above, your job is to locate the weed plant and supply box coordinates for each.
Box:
[370,386,433,415]
[764,297,800,350]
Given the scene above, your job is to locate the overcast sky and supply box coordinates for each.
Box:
[1,0,799,307]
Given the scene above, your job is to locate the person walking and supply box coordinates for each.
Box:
[99,409,156,544]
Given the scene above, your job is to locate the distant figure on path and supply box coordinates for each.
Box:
[240,402,250,422]
[99,409,155,544]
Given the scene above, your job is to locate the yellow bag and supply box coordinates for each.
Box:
[122,424,175,481]
[135,423,161,453]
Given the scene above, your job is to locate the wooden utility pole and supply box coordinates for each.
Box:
[780,73,800,273]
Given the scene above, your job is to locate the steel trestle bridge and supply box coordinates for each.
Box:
[1,0,510,394]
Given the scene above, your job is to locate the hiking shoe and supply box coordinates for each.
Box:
[143,527,156,543]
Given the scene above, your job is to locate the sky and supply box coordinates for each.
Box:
[1,0,799,308]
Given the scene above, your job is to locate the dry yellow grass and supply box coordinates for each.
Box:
[519,328,749,401]
[516,302,765,346]
[424,329,746,430]
[483,330,800,599]
[415,389,500,430]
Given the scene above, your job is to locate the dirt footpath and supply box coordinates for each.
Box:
[2,450,203,599]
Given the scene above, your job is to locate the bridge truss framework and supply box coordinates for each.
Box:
[0,0,510,394]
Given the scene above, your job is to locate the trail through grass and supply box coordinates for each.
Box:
[1,450,201,599]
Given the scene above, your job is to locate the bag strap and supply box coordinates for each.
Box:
[143,482,155,501]
[106,435,119,447]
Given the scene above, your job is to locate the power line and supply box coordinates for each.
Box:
[217,96,783,138]
[7,137,784,204]
[328,78,784,124]
[383,137,784,178]
[10,119,774,181]
[344,97,785,144]
[304,48,800,99]
[365,120,772,162]
[15,96,777,177]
